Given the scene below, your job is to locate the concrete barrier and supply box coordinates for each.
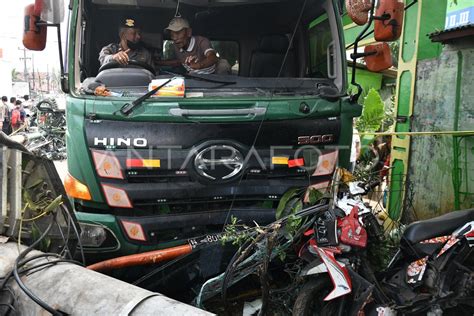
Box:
[0,242,214,315]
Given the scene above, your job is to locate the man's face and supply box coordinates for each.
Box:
[123,28,141,43]
[170,28,191,50]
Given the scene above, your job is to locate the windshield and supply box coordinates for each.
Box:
[76,0,342,97]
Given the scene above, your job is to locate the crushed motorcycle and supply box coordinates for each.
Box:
[195,170,474,315]
[10,99,66,160]
[292,174,474,315]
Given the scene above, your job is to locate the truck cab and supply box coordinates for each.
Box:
[25,0,361,258]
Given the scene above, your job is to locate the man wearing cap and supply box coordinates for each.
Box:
[99,18,158,72]
[159,17,218,75]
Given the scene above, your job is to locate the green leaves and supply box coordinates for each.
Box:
[276,187,302,220]
[220,215,251,246]
[308,188,324,205]
[356,88,385,133]
[283,214,303,240]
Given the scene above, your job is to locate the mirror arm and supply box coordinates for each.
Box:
[373,13,391,21]
[350,0,376,103]
[36,21,68,93]
[405,0,418,11]
[350,51,377,60]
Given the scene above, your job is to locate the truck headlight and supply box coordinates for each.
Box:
[79,223,109,248]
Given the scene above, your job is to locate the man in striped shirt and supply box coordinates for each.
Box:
[159,17,218,75]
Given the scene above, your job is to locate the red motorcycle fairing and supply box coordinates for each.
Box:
[405,221,474,286]
[338,206,368,248]
[411,235,451,258]
[436,221,474,258]
[420,236,450,244]
[314,247,352,301]
[299,237,348,276]
[467,229,474,246]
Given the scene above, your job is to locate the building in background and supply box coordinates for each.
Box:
[445,0,474,30]
[387,0,474,221]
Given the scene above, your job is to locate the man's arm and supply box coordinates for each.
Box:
[186,51,218,70]
[186,37,218,70]
[98,44,116,66]
[99,44,130,66]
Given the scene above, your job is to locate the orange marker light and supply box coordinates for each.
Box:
[64,173,92,201]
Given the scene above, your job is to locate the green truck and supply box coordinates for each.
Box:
[22,0,395,260]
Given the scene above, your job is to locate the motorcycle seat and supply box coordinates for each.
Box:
[403,208,474,245]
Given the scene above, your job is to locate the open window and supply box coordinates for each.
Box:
[308,14,333,79]
[76,0,345,97]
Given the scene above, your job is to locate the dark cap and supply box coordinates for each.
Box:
[122,18,138,28]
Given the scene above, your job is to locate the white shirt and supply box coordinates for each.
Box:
[350,128,360,163]
[0,101,6,121]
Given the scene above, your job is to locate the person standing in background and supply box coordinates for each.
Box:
[0,96,6,132]
[23,95,33,111]
[2,96,11,134]
[9,97,16,112]
[350,125,361,173]
[11,101,22,132]
[17,100,26,126]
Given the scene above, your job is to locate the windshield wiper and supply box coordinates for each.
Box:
[117,78,173,116]
[117,71,237,116]
[162,70,236,86]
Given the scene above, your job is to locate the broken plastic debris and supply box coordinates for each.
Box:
[243,298,262,316]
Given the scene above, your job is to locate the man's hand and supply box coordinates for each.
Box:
[113,49,130,65]
[185,55,202,69]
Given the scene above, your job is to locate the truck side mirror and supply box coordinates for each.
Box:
[23,4,47,51]
[374,0,404,41]
[364,43,392,72]
[346,0,372,25]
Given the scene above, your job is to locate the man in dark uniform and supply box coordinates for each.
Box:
[158,17,218,74]
[98,18,159,72]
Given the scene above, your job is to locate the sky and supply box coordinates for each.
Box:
[0,0,67,74]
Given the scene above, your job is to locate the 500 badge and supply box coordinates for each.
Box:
[297,134,334,145]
